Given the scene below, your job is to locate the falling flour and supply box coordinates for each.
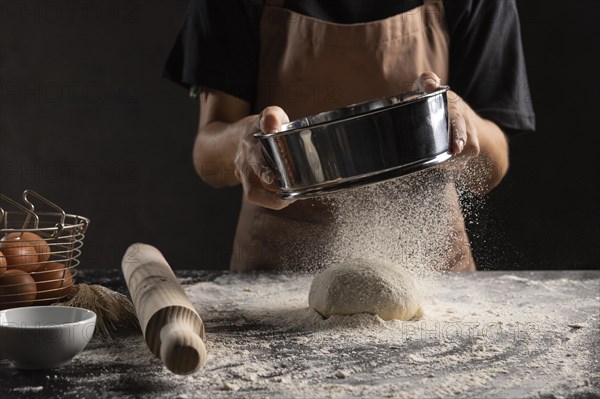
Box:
[291,168,460,280]
[327,168,458,273]
[270,163,487,322]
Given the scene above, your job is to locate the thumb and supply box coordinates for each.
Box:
[259,106,290,134]
[413,71,442,93]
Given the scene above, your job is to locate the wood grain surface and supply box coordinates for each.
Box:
[121,243,206,375]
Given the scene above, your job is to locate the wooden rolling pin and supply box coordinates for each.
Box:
[121,243,206,375]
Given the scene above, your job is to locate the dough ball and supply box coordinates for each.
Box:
[308,259,423,321]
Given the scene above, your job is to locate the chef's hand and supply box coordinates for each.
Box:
[413,72,480,160]
[234,106,294,210]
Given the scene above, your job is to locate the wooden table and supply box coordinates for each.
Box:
[1,269,599,399]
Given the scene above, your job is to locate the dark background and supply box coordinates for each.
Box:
[0,0,598,270]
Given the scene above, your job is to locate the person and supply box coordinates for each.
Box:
[163,0,535,272]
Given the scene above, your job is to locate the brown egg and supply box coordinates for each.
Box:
[32,262,74,304]
[0,269,37,310]
[0,240,39,273]
[2,232,51,262]
[0,250,6,277]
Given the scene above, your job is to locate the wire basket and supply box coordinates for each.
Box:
[0,190,90,310]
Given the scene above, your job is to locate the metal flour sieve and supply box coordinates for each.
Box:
[254,87,452,199]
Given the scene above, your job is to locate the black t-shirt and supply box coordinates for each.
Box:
[163,0,536,132]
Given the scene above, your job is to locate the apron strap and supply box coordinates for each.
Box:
[265,0,285,7]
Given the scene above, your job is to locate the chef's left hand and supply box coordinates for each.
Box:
[413,72,480,159]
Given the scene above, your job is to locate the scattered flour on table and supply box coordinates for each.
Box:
[47,271,599,399]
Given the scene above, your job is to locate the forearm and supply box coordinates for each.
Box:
[193,116,256,188]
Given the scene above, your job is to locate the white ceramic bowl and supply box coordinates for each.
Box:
[0,306,96,369]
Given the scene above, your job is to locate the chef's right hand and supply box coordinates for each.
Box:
[234,106,294,210]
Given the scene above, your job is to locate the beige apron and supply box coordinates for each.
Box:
[229,0,475,272]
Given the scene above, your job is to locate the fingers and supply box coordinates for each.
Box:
[413,71,442,93]
[256,106,289,185]
[446,90,480,157]
[411,73,471,157]
[235,147,290,210]
[238,139,274,186]
[450,115,467,155]
[248,188,290,210]
[449,109,480,157]
[260,168,275,185]
[259,106,290,134]
[240,168,291,210]
[235,107,295,210]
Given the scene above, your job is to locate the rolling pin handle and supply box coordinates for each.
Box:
[159,322,207,375]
